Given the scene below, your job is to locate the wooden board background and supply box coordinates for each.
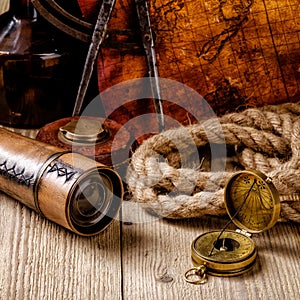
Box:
[0,128,299,299]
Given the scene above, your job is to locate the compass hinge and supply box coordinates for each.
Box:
[236,229,252,237]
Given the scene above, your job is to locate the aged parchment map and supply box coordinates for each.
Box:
[75,0,300,125]
[150,0,300,114]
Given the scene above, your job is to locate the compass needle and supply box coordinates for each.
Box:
[208,177,257,256]
[135,0,165,132]
[72,0,117,116]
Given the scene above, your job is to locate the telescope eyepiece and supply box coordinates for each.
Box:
[68,169,122,235]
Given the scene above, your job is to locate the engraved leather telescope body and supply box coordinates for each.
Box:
[0,127,123,236]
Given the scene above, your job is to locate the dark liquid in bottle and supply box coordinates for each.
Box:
[0,3,80,128]
[0,53,76,128]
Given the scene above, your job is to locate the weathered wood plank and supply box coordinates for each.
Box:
[121,207,300,300]
[0,192,122,300]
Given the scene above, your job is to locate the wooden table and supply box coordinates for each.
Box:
[0,128,299,299]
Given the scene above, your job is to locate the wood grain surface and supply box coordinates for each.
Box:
[0,128,299,299]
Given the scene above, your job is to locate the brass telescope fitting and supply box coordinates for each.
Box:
[0,127,123,236]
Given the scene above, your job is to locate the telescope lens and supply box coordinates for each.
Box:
[69,169,122,235]
[75,181,108,219]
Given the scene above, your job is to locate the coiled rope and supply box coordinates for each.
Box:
[127,102,300,223]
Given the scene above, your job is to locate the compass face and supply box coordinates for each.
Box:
[225,170,280,233]
[193,231,256,263]
[191,230,257,276]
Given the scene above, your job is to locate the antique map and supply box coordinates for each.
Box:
[150,0,300,115]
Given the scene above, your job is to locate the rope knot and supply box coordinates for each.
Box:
[127,102,300,223]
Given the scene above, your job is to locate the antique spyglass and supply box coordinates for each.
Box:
[0,0,81,128]
[0,127,123,236]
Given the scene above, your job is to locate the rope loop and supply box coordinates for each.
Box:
[127,102,300,223]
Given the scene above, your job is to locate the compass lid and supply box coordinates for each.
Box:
[224,170,280,233]
[59,119,110,144]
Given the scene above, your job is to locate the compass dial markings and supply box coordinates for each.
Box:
[225,171,279,232]
[188,170,280,279]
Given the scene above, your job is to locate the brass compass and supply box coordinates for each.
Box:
[185,170,281,284]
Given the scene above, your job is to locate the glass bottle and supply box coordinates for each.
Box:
[0,0,82,128]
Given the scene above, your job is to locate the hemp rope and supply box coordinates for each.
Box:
[126,102,300,223]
